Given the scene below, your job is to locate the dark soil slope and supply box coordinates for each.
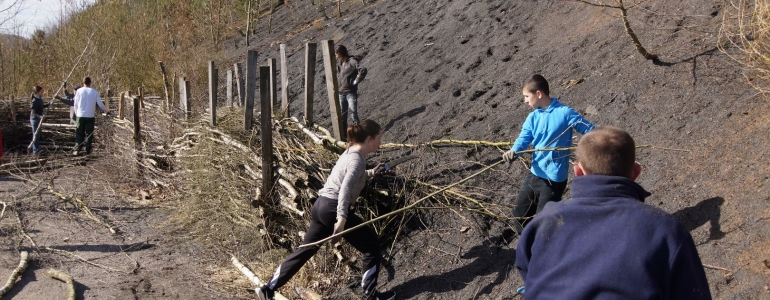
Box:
[231,0,770,298]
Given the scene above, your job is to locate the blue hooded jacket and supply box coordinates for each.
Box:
[511,98,594,182]
[516,175,712,299]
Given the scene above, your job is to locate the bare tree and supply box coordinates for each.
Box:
[0,0,25,30]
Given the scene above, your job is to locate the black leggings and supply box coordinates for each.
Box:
[266,196,382,294]
[511,173,567,234]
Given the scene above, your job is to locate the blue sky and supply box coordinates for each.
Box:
[0,0,94,38]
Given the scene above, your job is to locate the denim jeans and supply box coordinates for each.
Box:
[30,117,41,154]
[339,92,359,130]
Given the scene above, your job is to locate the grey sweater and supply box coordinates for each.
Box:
[318,149,374,219]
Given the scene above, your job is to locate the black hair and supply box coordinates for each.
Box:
[347,119,381,145]
[84,77,92,86]
[522,74,550,96]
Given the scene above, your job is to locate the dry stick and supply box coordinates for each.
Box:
[27,30,96,150]
[300,159,506,248]
[230,255,289,300]
[48,189,117,234]
[0,251,29,296]
[45,269,76,300]
[0,201,7,220]
[703,263,733,273]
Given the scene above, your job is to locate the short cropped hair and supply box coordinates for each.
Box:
[84,77,92,85]
[576,126,636,177]
[522,74,550,96]
[347,119,381,145]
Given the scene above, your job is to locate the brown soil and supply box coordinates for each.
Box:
[2,0,770,299]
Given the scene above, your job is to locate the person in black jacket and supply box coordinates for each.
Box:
[335,45,367,133]
[30,86,50,155]
[515,126,711,299]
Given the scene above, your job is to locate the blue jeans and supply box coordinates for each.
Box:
[30,117,41,154]
[339,92,359,130]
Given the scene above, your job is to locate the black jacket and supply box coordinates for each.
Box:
[30,95,50,119]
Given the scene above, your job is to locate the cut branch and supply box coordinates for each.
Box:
[45,269,76,300]
[0,251,29,296]
[230,255,289,300]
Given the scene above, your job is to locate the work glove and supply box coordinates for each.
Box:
[330,217,347,245]
[503,150,517,163]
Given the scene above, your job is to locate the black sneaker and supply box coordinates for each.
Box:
[363,290,396,300]
[255,285,274,300]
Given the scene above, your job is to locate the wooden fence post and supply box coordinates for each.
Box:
[321,40,345,140]
[10,95,16,125]
[133,96,141,143]
[259,65,273,201]
[179,77,190,120]
[226,69,233,108]
[304,43,317,125]
[159,61,170,110]
[268,58,277,115]
[234,63,245,107]
[245,50,258,130]
[209,60,218,126]
[138,87,144,109]
[280,43,289,115]
[119,92,125,120]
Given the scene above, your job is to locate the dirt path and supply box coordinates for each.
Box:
[0,158,243,300]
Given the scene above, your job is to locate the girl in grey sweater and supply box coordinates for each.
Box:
[257,120,396,300]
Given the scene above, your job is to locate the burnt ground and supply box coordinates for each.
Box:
[2,0,770,299]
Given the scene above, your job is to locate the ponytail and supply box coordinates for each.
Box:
[346,120,381,145]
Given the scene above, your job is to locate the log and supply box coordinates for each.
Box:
[230,256,289,300]
[0,251,29,296]
[45,269,76,300]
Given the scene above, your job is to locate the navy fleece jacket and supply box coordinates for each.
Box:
[515,175,711,299]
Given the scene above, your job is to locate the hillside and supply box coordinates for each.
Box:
[233,0,769,298]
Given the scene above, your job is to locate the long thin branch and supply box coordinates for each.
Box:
[28,29,97,150]
[299,159,506,248]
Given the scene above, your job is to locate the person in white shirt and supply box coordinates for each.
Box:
[72,77,110,155]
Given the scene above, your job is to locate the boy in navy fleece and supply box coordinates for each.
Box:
[515,126,711,299]
[502,74,594,234]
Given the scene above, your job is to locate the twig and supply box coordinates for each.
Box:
[299,160,506,248]
[702,263,732,273]
[0,251,29,296]
[45,269,76,300]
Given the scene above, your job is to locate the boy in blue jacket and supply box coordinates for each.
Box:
[502,74,594,234]
[515,126,711,299]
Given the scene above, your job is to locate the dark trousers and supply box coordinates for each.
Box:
[512,173,567,234]
[74,117,95,153]
[266,196,382,294]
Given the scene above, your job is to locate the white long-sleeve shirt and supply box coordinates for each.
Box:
[73,86,108,118]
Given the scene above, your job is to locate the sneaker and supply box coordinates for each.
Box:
[72,150,80,156]
[363,290,396,300]
[516,286,525,294]
[255,285,274,300]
